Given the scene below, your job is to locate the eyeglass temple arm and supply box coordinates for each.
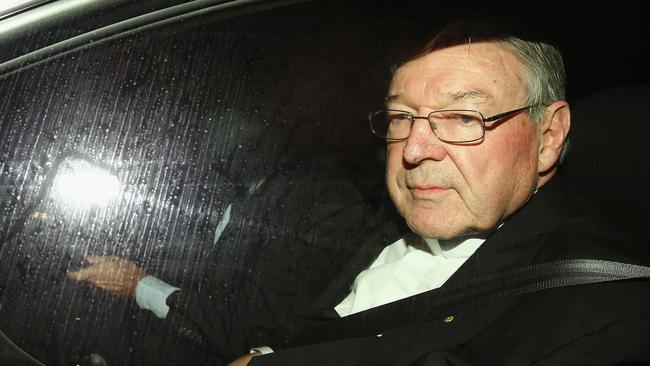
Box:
[483,105,533,123]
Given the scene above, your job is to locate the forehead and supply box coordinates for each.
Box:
[389,42,525,106]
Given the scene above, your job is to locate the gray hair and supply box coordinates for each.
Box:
[498,37,569,161]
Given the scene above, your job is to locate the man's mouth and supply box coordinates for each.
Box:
[408,184,450,198]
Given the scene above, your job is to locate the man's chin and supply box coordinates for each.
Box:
[404,217,467,240]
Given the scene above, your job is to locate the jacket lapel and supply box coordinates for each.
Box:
[444,175,570,286]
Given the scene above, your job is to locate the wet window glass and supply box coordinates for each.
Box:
[0,2,403,365]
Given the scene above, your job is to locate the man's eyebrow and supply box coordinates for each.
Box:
[443,90,488,102]
[384,94,402,104]
[386,90,487,102]
[384,90,488,108]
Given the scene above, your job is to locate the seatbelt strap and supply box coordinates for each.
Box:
[293,259,650,345]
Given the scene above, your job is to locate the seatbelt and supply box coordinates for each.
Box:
[292,259,650,346]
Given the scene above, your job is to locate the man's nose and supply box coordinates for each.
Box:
[401,117,448,164]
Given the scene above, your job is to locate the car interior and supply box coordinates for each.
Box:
[1,1,648,365]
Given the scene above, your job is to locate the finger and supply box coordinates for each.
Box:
[68,264,106,281]
[85,255,106,264]
[67,269,88,281]
[95,282,119,291]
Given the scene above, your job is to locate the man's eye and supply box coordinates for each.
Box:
[388,113,411,121]
[453,113,481,125]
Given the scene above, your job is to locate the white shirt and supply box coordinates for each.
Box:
[334,236,484,316]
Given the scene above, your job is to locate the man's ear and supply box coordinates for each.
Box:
[537,101,571,174]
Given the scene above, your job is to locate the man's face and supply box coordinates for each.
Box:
[385,42,542,239]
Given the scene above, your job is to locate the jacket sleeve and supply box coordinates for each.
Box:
[157,158,386,360]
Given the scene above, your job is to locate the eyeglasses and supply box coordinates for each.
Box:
[368,106,533,143]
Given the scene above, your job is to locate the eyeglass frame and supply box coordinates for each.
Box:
[369,105,535,143]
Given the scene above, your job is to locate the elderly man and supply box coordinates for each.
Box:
[71,20,650,365]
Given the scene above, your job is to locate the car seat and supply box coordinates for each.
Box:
[562,84,650,243]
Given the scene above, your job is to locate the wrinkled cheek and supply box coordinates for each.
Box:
[483,135,531,177]
[501,133,539,179]
[479,134,538,216]
[385,147,405,196]
[386,174,408,216]
[385,177,413,221]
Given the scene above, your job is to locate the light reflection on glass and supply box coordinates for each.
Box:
[53,161,120,205]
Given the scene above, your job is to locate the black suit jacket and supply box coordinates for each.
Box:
[250,174,650,365]
[161,156,401,363]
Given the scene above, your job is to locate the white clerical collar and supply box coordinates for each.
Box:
[422,236,485,259]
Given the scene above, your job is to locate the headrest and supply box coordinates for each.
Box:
[562,85,650,242]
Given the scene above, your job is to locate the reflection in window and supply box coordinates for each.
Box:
[0,2,394,365]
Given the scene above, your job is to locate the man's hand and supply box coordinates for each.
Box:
[67,256,148,299]
[227,352,260,366]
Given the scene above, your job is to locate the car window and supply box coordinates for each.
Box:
[0,1,404,365]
